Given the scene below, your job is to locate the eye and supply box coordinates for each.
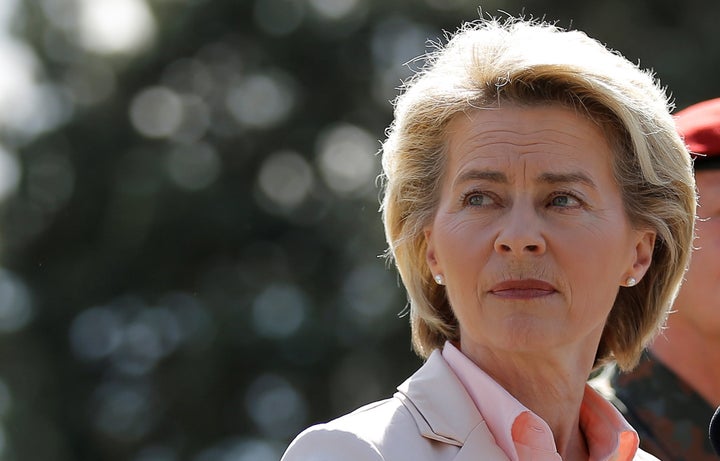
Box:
[549,193,581,208]
[462,191,497,207]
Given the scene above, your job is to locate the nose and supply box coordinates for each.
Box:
[494,204,547,256]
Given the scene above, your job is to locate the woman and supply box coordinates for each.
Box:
[282,17,695,461]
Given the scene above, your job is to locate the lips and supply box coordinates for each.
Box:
[489,279,557,299]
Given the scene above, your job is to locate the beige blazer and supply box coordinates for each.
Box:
[281,350,657,461]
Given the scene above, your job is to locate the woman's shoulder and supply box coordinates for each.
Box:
[280,418,385,461]
[280,396,428,461]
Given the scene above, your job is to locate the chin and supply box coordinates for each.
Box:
[494,329,556,351]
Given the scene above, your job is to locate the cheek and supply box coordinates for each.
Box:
[553,233,626,305]
[432,220,492,304]
[434,217,490,260]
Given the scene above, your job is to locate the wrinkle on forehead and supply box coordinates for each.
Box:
[446,107,611,167]
[448,125,603,153]
[446,105,605,146]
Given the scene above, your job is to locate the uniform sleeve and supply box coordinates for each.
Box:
[280,424,385,461]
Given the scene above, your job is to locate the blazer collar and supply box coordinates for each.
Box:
[395,349,488,444]
[395,349,510,460]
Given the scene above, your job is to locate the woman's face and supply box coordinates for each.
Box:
[425,105,655,363]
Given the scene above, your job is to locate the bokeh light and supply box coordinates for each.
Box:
[307,0,362,21]
[341,263,398,330]
[129,86,184,139]
[92,381,156,441]
[112,308,178,376]
[256,150,314,210]
[245,374,307,438]
[165,142,221,191]
[0,37,69,138]
[70,305,124,361]
[226,71,296,130]
[170,95,211,143]
[252,283,307,339]
[77,0,156,55]
[0,39,37,128]
[316,123,378,196]
[70,294,211,377]
[0,269,32,334]
[0,0,18,30]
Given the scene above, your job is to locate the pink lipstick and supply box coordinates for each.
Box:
[489,279,556,299]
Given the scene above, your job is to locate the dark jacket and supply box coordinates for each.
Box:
[609,352,716,461]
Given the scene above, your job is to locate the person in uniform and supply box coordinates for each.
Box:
[608,97,720,461]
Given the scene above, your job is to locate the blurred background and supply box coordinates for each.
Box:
[0,0,717,460]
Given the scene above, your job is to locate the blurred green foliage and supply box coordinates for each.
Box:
[0,0,717,460]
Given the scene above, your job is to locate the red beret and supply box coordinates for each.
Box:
[675,97,720,169]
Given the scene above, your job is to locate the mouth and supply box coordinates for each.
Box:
[489,279,557,299]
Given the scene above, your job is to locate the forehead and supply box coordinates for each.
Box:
[443,105,614,175]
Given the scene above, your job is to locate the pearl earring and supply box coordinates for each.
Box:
[625,277,637,287]
[434,274,444,285]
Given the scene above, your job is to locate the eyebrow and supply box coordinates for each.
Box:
[453,170,597,189]
[538,172,597,189]
[453,170,508,188]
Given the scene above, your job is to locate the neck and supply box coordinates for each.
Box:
[650,315,720,407]
[460,341,593,460]
[502,363,590,461]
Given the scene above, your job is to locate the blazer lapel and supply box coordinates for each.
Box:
[453,421,510,461]
[395,349,511,460]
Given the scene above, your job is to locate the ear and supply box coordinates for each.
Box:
[424,228,441,275]
[631,229,656,280]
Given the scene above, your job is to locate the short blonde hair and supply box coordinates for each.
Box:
[380,18,696,371]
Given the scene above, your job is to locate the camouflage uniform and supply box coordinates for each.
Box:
[610,352,716,461]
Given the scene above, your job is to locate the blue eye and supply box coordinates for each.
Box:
[465,193,494,206]
[550,194,580,207]
[468,194,485,206]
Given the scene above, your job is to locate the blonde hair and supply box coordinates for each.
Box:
[380,18,696,371]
